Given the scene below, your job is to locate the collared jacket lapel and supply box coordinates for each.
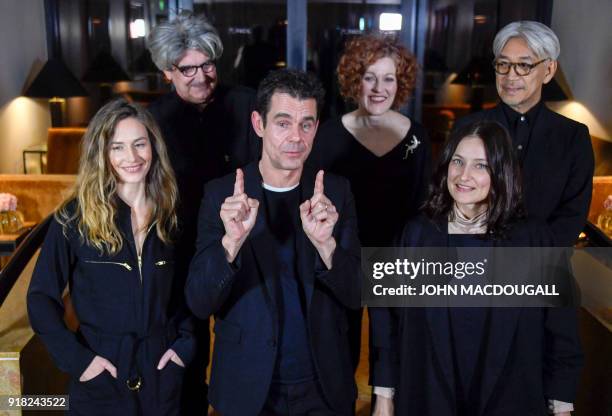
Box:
[242,162,280,315]
[410,216,524,414]
[477,308,522,414]
[241,163,322,315]
[488,105,509,130]
[521,106,554,184]
[296,166,317,312]
[245,163,320,314]
[422,219,457,403]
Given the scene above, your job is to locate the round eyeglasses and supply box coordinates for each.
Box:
[173,61,216,77]
[492,58,549,76]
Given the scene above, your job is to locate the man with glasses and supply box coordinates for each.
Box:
[454,21,589,416]
[456,21,594,248]
[147,12,261,415]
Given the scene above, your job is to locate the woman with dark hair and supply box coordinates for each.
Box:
[422,120,524,238]
[27,99,194,415]
[308,35,431,393]
[373,120,582,416]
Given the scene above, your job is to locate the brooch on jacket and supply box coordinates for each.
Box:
[403,135,421,159]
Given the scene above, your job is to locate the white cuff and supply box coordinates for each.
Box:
[547,399,574,414]
[373,386,395,399]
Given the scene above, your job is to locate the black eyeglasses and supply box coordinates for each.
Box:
[492,58,549,76]
[173,61,216,77]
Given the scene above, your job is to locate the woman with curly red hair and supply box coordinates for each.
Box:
[311,34,430,250]
[309,34,432,413]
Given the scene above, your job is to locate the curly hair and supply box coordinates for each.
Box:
[423,121,524,239]
[337,35,417,109]
[56,99,178,255]
[147,11,223,71]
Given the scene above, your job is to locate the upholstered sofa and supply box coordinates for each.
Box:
[0,174,75,397]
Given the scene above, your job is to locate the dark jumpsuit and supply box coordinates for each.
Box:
[27,199,195,415]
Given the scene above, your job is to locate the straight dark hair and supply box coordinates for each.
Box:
[423,120,524,239]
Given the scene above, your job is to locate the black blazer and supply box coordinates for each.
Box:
[454,104,594,247]
[148,86,261,280]
[377,215,583,416]
[185,162,361,416]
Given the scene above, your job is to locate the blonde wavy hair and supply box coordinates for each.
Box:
[56,99,178,255]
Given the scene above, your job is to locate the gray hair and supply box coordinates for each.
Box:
[493,21,560,60]
[146,12,224,71]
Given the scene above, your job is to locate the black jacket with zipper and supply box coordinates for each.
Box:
[27,198,195,416]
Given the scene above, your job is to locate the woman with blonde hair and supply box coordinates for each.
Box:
[27,99,194,415]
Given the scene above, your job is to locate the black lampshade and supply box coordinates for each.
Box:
[82,51,131,83]
[23,58,89,98]
[133,50,159,74]
[542,77,569,101]
[451,57,495,86]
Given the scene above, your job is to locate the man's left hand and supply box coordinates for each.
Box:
[300,170,338,268]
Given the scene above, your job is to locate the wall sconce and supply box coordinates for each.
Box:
[542,64,571,102]
[22,59,89,127]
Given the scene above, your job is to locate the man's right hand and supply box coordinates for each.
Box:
[79,355,117,382]
[372,395,394,416]
[220,168,259,262]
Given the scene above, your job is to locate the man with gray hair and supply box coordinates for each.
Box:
[147,12,261,415]
[454,20,588,416]
[456,21,594,248]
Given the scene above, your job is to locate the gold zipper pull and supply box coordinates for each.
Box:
[155,260,167,266]
[84,260,132,271]
[137,255,143,282]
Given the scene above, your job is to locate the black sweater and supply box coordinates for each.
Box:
[309,117,432,246]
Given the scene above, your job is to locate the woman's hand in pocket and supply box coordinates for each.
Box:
[157,348,185,370]
[79,356,117,382]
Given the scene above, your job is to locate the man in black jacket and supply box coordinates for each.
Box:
[186,69,361,415]
[455,21,594,248]
[146,12,260,415]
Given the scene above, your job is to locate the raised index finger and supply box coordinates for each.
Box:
[233,168,244,196]
[313,170,325,196]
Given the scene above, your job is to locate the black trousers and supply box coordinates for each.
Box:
[259,380,339,416]
[66,360,183,416]
[180,318,209,416]
[348,308,363,372]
